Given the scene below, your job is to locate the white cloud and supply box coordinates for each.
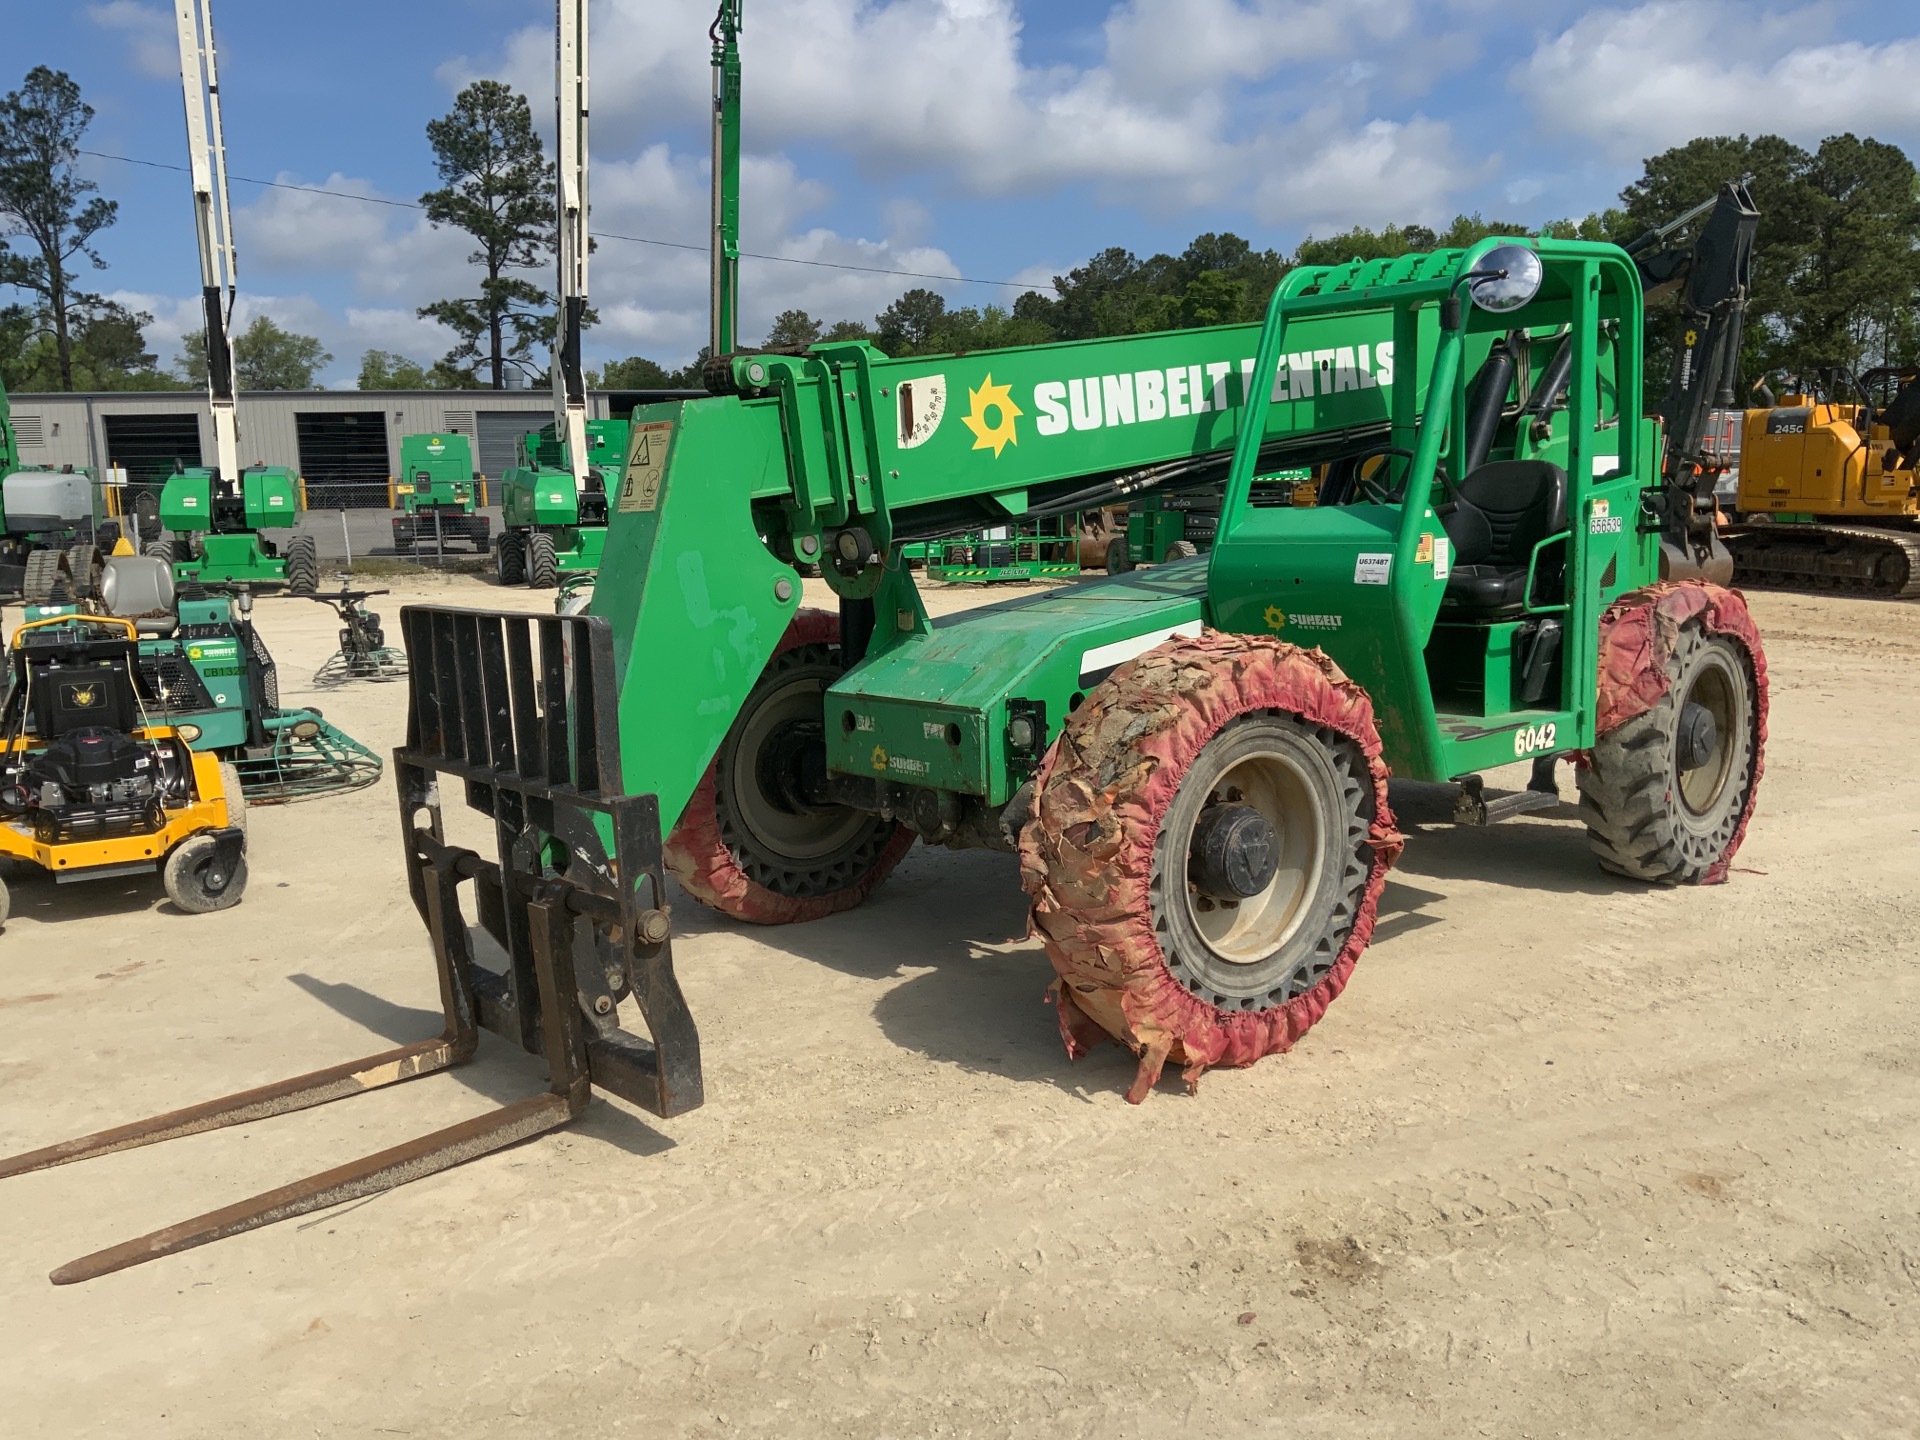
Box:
[1514,3,1920,161]
[87,2,178,80]
[452,0,1464,214]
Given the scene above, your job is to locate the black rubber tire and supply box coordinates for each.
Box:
[1105,536,1134,575]
[526,533,559,589]
[94,520,122,554]
[0,874,9,928]
[217,762,247,834]
[1162,540,1200,562]
[496,533,527,586]
[1578,621,1760,884]
[163,834,248,913]
[144,539,177,564]
[21,548,61,605]
[285,535,320,595]
[64,542,98,600]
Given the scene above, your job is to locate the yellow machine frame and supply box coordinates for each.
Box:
[1,616,239,875]
[1737,392,1920,519]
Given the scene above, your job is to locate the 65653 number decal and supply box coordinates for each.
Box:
[1513,722,1557,756]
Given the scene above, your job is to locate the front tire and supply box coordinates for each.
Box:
[284,535,319,595]
[496,533,527,586]
[1105,536,1134,575]
[526,533,559,589]
[163,834,248,914]
[1021,631,1399,1101]
[665,608,913,924]
[1579,584,1764,884]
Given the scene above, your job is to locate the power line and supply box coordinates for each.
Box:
[78,147,1040,291]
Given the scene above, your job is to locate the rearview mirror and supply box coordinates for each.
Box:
[1466,245,1544,313]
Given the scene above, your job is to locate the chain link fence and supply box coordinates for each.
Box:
[98,479,501,568]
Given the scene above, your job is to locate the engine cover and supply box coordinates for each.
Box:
[24,727,152,800]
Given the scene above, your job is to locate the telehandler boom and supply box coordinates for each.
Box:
[2,237,1769,1283]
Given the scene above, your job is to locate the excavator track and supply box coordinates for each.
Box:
[1726,522,1920,599]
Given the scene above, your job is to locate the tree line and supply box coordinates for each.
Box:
[3,61,1917,398]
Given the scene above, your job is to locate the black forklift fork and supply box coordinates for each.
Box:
[0,607,701,1284]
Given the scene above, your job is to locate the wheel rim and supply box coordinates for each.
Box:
[1178,750,1324,964]
[1676,648,1743,817]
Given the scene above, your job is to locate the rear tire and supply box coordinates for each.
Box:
[21,548,61,605]
[526,533,559,589]
[163,834,248,914]
[1580,608,1762,884]
[285,535,320,595]
[1022,631,1398,1101]
[1105,537,1134,575]
[665,608,913,924]
[496,533,527,585]
[144,539,177,564]
[1162,539,1200,561]
[217,762,247,833]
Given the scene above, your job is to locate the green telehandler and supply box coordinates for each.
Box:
[3,232,1770,1283]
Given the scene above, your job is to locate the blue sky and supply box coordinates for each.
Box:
[11,0,1920,387]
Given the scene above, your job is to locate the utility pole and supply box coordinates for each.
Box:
[553,0,592,491]
[709,1,743,360]
[175,0,241,481]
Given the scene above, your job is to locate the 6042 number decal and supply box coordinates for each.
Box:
[1513,722,1557,756]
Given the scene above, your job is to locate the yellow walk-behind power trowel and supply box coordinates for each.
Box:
[0,614,247,923]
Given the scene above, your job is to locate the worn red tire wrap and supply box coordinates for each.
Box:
[663,607,915,925]
[1590,580,1768,884]
[1018,631,1403,1103]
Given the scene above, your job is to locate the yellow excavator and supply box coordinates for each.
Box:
[1726,366,1920,596]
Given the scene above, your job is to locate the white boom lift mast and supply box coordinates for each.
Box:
[175,0,241,481]
[553,0,591,487]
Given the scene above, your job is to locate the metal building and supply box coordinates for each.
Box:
[3,389,638,493]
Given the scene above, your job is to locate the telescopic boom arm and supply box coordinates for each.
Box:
[175,0,240,481]
[710,1,743,361]
[553,0,592,488]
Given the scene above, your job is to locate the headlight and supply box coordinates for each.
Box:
[176,723,202,742]
[291,718,322,740]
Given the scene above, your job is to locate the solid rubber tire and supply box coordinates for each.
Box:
[526,533,559,589]
[496,533,527,585]
[1021,630,1400,1101]
[217,762,248,834]
[664,608,914,925]
[1579,610,1762,884]
[285,535,320,595]
[163,834,248,914]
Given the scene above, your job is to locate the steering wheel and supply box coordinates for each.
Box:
[1341,446,1455,507]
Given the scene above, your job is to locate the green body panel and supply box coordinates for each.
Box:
[588,238,1662,841]
[174,531,287,586]
[158,465,299,534]
[397,433,479,515]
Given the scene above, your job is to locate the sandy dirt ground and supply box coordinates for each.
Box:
[1,571,1917,1439]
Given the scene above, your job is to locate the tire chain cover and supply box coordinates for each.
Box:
[1585,579,1768,884]
[664,608,914,924]
[1020,630,1403,1102]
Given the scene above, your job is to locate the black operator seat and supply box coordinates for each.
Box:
[1438,460,1568,618]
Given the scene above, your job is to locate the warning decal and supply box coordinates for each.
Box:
[619,420,674,513]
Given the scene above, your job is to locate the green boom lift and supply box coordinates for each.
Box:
[147,0,317,596]
[392,432,490,554]
[3,235,1773,1284]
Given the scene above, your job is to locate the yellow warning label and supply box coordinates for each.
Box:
[1415,532,1434,564]
[619,420,674,513]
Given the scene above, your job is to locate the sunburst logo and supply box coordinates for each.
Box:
[871,745,888,772]
[960,374,1021,457]
[1263,606,1286,632]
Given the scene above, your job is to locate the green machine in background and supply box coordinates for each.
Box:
[0,377,118,604]
[391,432,490,554]
[146,463,317,594]
[494,418,626,587]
